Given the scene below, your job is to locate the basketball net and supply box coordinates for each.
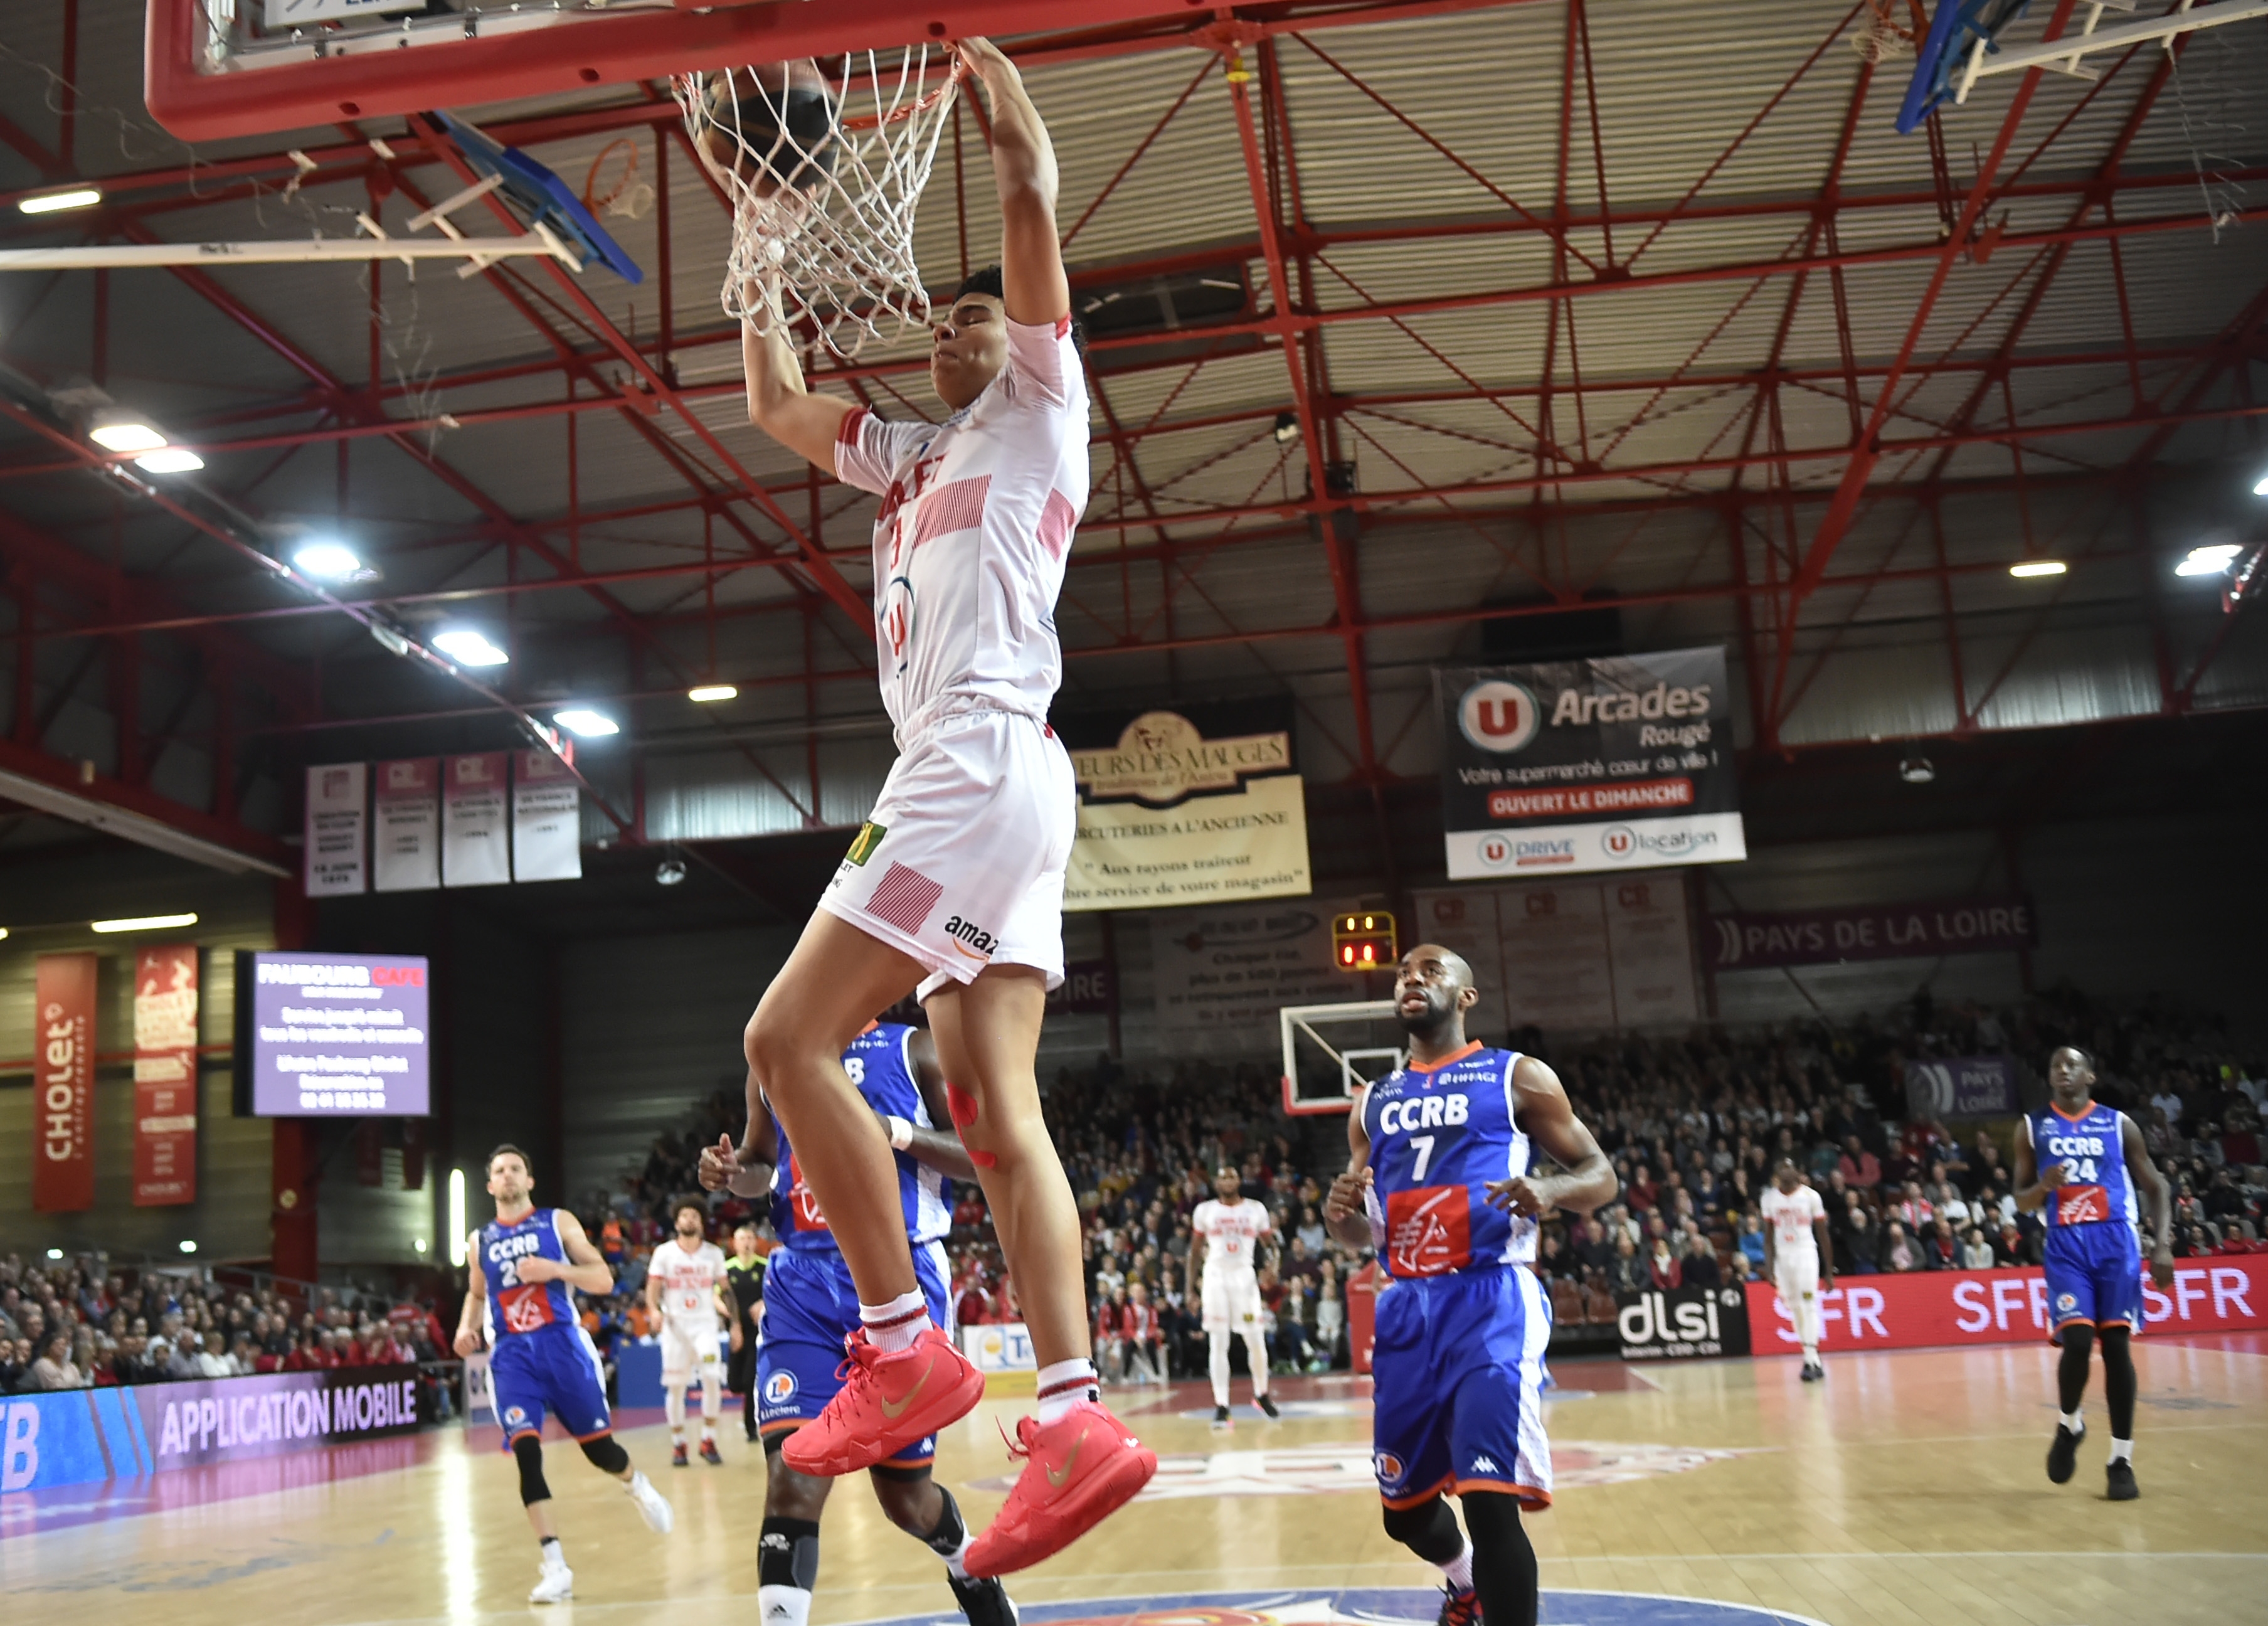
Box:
[676,49,966,359]
[1851,0,1919,62]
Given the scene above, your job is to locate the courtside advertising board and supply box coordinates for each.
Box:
[1437,648,1745,879]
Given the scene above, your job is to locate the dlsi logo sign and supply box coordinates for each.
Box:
[1616,1287,1751,1361]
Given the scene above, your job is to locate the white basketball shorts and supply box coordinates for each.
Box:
[660,1317,723,1383]
[1202,1270,1264,1332]
[820,703,1074,1000]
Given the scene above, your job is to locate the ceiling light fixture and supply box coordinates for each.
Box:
[1897,757,1936,785]
[2008,560,2067,578]
[2253,470,2268,497]
[133,447,204,474]
[687,684,738,703]
[432,628,508,667]
[90,911,199,933]
[89,417,167,453]
[554,708,620,737]
[21,187,102,215]
[2176,543,2244,578]
[292,539,364,580]
[1272,411,1301,445]
[655,858,687,886]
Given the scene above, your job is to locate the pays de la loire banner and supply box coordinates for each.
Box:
[1707,896,2035,970]
[1060,703,1311,911]
[1438,647,1744,879]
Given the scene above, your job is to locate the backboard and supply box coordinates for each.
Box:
[1280,999,1406,1117]
[146,0,1202,144]
[428,112,643,284]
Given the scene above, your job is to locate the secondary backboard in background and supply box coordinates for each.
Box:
[1280,999,1406,1117]
[146,0,1201,143]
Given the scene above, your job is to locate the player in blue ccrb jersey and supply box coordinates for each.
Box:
[700,1021,1017,1626]
[2013,1045,2173,1501]
[1324,945,1616,1626]
[454,1144,674,1605]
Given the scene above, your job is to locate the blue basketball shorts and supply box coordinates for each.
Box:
[756,1239,953,1467]
[490,1325,612,1448]
[2043,1223,2143,1343]
[1370,1265,1554,1511]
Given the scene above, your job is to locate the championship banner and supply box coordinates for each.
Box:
[1707,896,2035,970]
[31,953,97,1214]
[1061,704,1310,911]
[442,752,511,888]
[302,762,368,896]
[1438,648,1744,879]
[511,748,582,882]
[1744,1255,2268,1356]
[373,758,442,893]
[1615,1285,1751,1361]
[132,945,199,1207]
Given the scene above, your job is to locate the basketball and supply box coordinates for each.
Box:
[694,60,837,196]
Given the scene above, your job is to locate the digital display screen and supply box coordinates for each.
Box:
[246,952,430,1116]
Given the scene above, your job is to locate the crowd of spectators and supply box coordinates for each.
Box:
[0,1252,453,1401]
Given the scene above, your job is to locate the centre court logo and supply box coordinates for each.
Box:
[844,1586,1823,1626]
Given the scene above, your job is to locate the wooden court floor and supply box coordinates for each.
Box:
[3,1335,2262,1626]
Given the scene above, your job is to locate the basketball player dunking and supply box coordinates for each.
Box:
[1190,1164,1281,1424]
[731,36,1152,1571]
[455,1145,673,1605]
[1761,1157,1833,1380]
[2013,1044,2174,1500]
[699,1022,1016,1626]
[1325,947,1616,1626]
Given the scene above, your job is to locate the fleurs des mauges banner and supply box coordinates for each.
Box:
[132,944,200,1206]
[1060,703,1312,911]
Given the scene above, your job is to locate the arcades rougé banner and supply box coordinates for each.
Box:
[1436,648,1745,879]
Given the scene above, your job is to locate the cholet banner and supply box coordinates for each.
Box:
[1059,702,1312,912]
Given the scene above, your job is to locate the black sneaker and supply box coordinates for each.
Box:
[950,1571,1020,1626]
[2047,1423,2084,1484]
[1801,1362,1824,1383]
[699,1438,724,1465]
[1213,1405,1231,1425]
[2106,1460,2139,1501]
[1256,1393,1281,1420]
[1436,1585,1480,1626]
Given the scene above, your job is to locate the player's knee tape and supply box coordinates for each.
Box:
[760,1516,822,1591]
[579,1434,630,1476]
[512,1434,553,1506]
[1463,1492,1539,1626]
[1381,1494,1465,1565]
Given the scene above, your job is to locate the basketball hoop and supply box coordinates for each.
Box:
[676,48,968,359]
[1852,0,1921,62]
[583,138,656,223]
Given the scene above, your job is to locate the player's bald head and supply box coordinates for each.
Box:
[1401,943,1474,990]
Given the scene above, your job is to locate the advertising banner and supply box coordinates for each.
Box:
[959,1322,1037,1373]
[1614,1285,1752,1361]
[31,952,97,1214]
[132,945,199,1206]
[1706,896,2035,970]
[302,762,368,896]
[1062,704,1311,911]
[442,752,511,888]
[1414,875,1700,1033]
[248,951,431,1116]
[373,758,442,893]
[1150,900,1354,1055]
[1904,1055,2023,1119]
[1438,649,1744,879]
[1045,960,1115,1019]
[1744,1254,2268,1356]
[0,1366,430,1495]
[511,748,583,882]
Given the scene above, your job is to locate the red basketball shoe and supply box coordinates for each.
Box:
[779,1326,983,1477]
[963,1401,1157,1576]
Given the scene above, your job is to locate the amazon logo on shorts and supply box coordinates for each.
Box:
[945,915,998,957]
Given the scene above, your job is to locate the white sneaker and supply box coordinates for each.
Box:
[627,1471,674,1534]
[529,1560,574,1605]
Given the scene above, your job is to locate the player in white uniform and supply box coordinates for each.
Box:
[646,1201,732,1464]
[1760,1159,1834,1381]
[729,37,1152,1574]
[1190,1165,1281,1425]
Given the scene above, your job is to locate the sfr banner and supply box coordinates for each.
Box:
[303,762,368,896]
[1438,647,1745,878]
[373,757,442,893]
[132,945,200,1207]
[1745,1255,2268,1354]
[442,752,511,888]
[32,954,97,1213]
[511,748,582,882]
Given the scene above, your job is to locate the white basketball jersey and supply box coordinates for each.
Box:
[648,1238,726,1324]
[1761,1183,1826,1265]
[1193,1198,1270,1282]
[832,317,1089,744]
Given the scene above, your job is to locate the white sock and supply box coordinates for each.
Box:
[859,1290,930,1355]
[1801,1344,1818,1363]
[539,1536,565,1568]
[2109,1438,2133,1464]
[759,1585,813,1626]
[1209,1336,1232,1408]
[1036,1358,1099,1425]
[1244,1331,1270,1396]
[2060,1410,2085,1435]
[1439,1544,1474,1593]
[666,1386,686,1433]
